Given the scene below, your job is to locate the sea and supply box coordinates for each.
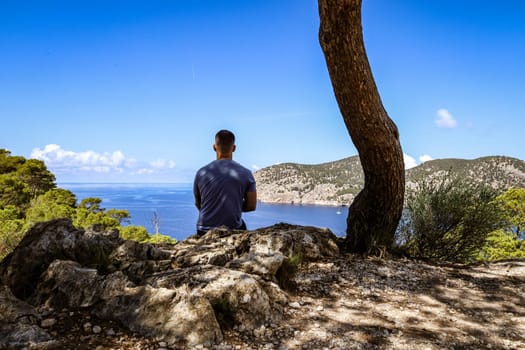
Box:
[60,183,349,241]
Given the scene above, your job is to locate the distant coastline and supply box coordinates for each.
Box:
[254,155,525,206]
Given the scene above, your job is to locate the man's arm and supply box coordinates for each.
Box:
[193,179,201,210]
[242,191,257,212]
[194,193,201,210]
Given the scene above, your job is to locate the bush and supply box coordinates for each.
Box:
[477,229,525,261]
[119,225,177,244]
[0,206,25,260]
[398,173,506,263]
[120,225,151,242]
[476,188,525,261]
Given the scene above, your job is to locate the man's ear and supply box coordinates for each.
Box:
[232,145,236,152]
[213,144,217,152]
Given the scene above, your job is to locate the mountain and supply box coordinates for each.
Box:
[254,155,525,206]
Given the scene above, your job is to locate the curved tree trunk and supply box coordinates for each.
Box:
[318,0,405,254]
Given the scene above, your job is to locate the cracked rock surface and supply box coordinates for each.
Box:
[1,218,524,349]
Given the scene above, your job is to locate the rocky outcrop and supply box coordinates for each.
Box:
[0,219,339,349]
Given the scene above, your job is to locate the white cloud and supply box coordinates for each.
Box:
[435,108,458,128]
[403,153,418,169]
[251,164,260,171]
[419,154,433,163]
[134,168,155,175]
[150,159,177,169]
[31,144,177,180]
[31,144,127,173]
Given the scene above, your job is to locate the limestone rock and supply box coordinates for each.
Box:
[0,219,340,348]
[0,218,121,300]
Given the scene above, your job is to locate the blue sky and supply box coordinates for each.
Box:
[1,0,524,183]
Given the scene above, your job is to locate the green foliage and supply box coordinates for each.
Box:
[75,197,130,230]
[144,233,177,244]
[79,197,104,212]
[0,174,31,209]
[398,173,506,263]
[477,188,525,261]
[106,209,131,224]
[0,149,25,174]
[497,188,525,237]
[25,189,77,228]
[74,208,121,230]
[0,205,25,259]
[120,225,150,242]
[0,218,24,260]
[15,159,56,198]
[477,229,525,261]
[119,225,177,244]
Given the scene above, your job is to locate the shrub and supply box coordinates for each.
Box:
[119,225,177,244]
[120,225,151,242]
[477,188,525,261]
[398,173,506,263]
[477,229,525,261]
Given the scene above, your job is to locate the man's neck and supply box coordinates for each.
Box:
[216,153,233,160]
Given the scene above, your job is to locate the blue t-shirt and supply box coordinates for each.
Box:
[194,159,256,232]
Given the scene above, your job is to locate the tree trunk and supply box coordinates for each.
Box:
[318,0,405,254]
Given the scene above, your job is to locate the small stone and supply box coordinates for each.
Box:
[316,306,324,311]
[288,302,301,309]
[83,322,92,332]
[215,345,232,350]
[41,318,57,328]
[92,325,102,334]
[242,294,251,303]
[158,341,168,347]
[106,328,116,336]
[253,325,266,338]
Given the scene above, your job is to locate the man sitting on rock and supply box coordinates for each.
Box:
[193,129,257,236]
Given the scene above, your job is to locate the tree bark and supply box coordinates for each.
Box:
[318,0,405,254]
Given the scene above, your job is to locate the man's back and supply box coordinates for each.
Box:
[194,159,256,232]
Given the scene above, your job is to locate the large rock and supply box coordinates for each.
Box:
[0,219,121,300]
[0,285,53,348]
[0,219,339,348]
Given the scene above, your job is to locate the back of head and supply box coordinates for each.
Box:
[215,129,235,154]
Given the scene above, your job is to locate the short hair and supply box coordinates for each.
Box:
[215,129,235,153]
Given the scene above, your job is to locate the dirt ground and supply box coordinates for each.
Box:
[23,255,525,350]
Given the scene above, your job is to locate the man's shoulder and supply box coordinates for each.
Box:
[231,161,254,175]
[196,160,254,178]
[197,160,218,171]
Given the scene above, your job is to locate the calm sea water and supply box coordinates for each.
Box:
[60,183,348,241]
